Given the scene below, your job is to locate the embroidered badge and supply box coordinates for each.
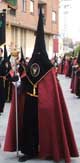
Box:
[30,63,40,77]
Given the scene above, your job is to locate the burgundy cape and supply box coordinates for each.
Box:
[63,60,69,76]
[70,74,77,94]
[74,69,80,96]
[57,63,62,74]
[4,69,79,163]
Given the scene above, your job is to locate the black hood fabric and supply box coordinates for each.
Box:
[4,45,11,62]
[20,47,25,63]
[27,7,52,83]
[0,45,11,76]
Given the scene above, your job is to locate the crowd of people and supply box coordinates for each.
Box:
[0,8,79,163]
[0,45,30,116]
[57,52,80,98]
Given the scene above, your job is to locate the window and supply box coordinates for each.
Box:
[8,6,16,16]
[30,0,34,13]
[22,0,27,12]
[52,11,56,22]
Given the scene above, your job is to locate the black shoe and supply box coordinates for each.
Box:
[18,155,33,162]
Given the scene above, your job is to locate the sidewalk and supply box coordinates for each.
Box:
[0,74,80,163]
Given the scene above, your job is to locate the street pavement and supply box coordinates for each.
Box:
[0,74,80,163]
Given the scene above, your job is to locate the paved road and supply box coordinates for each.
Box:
[0,74,80,163]
[58,75,80,152]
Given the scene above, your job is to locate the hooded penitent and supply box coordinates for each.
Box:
[20,47,25,63]
[4,7,79,163]
[0,45,11,77]
[77,50,80,65]
[2,45,11,76]
[0,45,11,113]
[3,45,11,101]
[74,50,80,97]
[0,46,5,113]
[18,47,26,76]
[26,7,53,83]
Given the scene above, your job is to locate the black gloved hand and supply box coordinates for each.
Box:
[6,74,19,82]
[11,75,19,82]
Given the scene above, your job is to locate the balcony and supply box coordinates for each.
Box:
[38,0,47,5]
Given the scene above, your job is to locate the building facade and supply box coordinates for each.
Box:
[59,0,72,39]
[59,0,73,55]
[0,0,59,59]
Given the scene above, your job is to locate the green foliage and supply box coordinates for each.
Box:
[64,45,80,57]
[0,20,2,28]
[74,44,80,56]
[5,0,17,6]
[64,52,73,57]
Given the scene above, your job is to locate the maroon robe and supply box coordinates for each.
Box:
[57,63,62,74]
[4,68,79,163]
[63,60,69,75]
[74,67,80,97]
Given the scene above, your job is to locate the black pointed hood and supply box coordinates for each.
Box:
[4,45,7,60]
[20,47,25,63]
[1,45,11,76]
[27,7,52,83]
[33,7,46,55]
[4,45,11,62]
[18,47,26,76]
